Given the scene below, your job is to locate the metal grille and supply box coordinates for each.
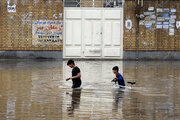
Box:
[0,0,63,51]
[64,0,80,7]
[64,0,123,7]
[104,0,123,7]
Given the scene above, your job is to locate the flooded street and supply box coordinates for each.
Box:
[0,60,180,120]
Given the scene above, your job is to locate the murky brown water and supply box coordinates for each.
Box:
[0,60,180,120]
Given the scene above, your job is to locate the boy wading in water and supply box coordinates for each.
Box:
[66,59,82,88]
[112,66,125,87]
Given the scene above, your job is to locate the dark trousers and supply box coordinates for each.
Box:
[72,81,81,88]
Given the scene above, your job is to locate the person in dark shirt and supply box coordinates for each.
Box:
[112,66,125,87]
[66,59,82,88]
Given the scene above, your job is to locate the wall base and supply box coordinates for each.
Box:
[0,51,62,59]
[123,51,180,60]
[0,51,179,60]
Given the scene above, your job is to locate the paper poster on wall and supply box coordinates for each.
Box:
[171,8,176,13]
[145,25,151,29]
[144,12,155,16]
[145,21,152,26]
[139,20,145,25]
[151,20,156,24]
[156,22,162,29]
[176,21,180,29]
[169,19,175,24]
[157,8,163,13]
[169,24,175,28]
[170,15,176,19]
[145,21,152,29]
[150,15,156,19]
[163,22,169,29]
[144,12,149,16]
[163,25,169,29]
[163,13,170,20]
[139,7,177,31]
[169,28,175,35]
[163,8,169,12]
[148,7,154,11]
[157,17,165,22]
[32,20,63,46]
[59,13,63,18]
[145,16,151,21]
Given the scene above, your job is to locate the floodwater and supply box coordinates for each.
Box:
[0,60,180,120]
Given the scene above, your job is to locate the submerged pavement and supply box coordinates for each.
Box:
[0,60,179,120]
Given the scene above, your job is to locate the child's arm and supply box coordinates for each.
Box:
[66,73,81,81]
[112,78,118,82]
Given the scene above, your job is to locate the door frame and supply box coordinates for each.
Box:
[63,7,123,59]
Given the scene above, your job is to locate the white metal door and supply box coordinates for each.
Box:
[64,8,123,59]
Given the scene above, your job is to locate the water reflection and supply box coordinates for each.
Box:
[67,89,82,117]
[0,60,63,120]
[112,88,124,113]
[0,60,179,120]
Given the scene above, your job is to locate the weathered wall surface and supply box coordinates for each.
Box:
[0,0,63,51]
[124,0,180,51]
[1,0,180,60]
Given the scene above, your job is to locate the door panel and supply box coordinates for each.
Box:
[93,21,101,46]
[65,48,81,57]
[84,20,101,57]
[103,48,121,57]
[103,22,112,46]
[84,20,92,46]
[84,10,101,19]
[73,20,82,45]
[84,47,101,57]
[65,20,73,45]
[112,22,121,46]
[104,10,121,19]
[64,17,81,57]
[102,20,122,58]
